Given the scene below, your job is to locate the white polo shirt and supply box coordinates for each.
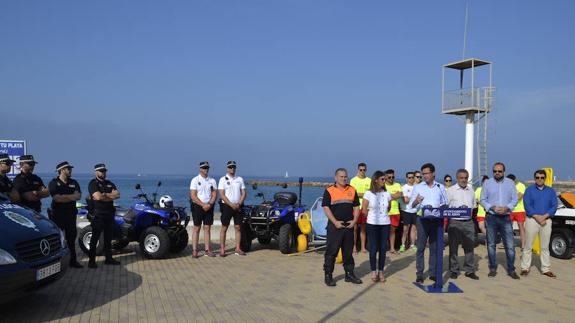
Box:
[402,183,417,213]
[218,174,246,204]
[190,174,217,204]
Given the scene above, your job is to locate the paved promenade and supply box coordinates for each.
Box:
[1,227,573,322]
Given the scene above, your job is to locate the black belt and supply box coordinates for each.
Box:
[488,212,510,217]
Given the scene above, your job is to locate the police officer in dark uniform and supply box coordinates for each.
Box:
[48,161,83,268]
[0,154,19,202]
[322,168,362,286]
[13,155,49,212]
[88,163,121,268]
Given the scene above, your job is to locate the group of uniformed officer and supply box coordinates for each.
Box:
[0,154,120,269]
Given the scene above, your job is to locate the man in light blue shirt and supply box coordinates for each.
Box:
[480,162,519,279]
[409,163,448,284]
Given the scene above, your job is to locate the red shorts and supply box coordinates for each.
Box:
[476,216,485,222]
[357,211,367,225]
[510,212,526,223]
[390,214,400,227]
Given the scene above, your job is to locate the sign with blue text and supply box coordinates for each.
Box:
[421,207,472,219]
[0,140,27,179]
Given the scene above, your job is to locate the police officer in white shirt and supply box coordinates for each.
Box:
[190,161,218,258]
[218,161,247,256]
[446,169,479,280]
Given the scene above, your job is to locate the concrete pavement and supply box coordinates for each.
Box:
[1,227,573,322]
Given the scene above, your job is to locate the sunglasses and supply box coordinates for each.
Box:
[407,176,414,179]
[535,176,546,180]
[445,179,452,182]
[493,170,503,173]
[359,169,366,172]
[200,167,210,170]
[387,175,395,179]
[415,176,422,178]
[228,166,236,169]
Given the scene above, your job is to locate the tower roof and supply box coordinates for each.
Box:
[444,58,491,70]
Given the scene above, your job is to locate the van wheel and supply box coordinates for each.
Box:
[550,229,574,259]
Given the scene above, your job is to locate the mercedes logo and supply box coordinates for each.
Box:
[40,239,50,256]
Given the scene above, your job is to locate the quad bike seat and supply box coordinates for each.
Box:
[273,192,298,207]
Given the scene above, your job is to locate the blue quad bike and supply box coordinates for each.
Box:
[78,182,190,259]
[240,178,306,254]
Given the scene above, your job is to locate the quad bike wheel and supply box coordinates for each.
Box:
[78,225,104,256]
[240,223,253,252]
[279,223,296,254]
[139,226,171,259]
[170,229,189,253]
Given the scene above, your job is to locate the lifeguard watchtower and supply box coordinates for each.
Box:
[442,58,494,182]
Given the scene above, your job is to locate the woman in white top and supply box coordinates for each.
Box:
[361,170,392,283]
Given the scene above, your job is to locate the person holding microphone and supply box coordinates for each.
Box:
[409,163,448,284]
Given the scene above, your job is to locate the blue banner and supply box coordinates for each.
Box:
[0,140,27,179]
[421,207,472,219]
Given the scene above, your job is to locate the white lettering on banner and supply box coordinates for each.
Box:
[422,208,441,217]
[0,140,26,179]
[422,208,472,219]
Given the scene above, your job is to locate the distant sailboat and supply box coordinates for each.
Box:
[285,171,289,178]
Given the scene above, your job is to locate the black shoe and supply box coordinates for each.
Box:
[416,276,424,283]
[345,272,363,284]
[69,260,83,268]
[104,258,121,265]
[488,270,497,277]
[88,260,97,269]
[450,272,459,279]
[508,271,520,280]
[465,272,479,280]
[429,276,437,282]
[324,274,336,287]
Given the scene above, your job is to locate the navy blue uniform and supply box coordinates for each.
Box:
[49,177,81,263]
[13,173,45,212]
[88,178,118,260]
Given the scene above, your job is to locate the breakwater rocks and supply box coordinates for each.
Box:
[248,180,331,188]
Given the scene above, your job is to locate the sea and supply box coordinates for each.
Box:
[34,173,338,213]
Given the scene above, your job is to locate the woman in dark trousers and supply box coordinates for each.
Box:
[361,170,392,283]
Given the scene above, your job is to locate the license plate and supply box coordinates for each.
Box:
[36,262,61,281]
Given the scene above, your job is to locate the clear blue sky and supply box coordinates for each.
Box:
[1,0,574,180]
